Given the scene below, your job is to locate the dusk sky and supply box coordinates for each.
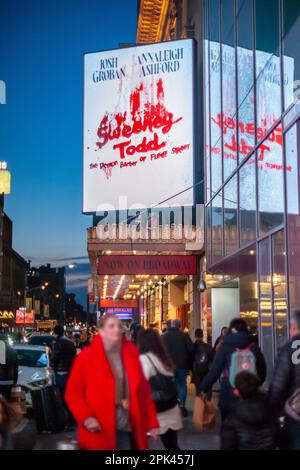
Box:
[0,0,137,305]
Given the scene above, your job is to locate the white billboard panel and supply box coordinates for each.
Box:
[83,40,194,213]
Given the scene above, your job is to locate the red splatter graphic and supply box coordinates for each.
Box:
[96,79,182,151]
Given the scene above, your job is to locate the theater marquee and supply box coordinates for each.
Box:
[83,39,194,213]
[98,255,197,275]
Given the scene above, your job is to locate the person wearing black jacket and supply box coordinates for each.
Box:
[51,325,76,427]
[191,328,214,397]
[221,371,277,450]
[197,318,267,420]
[0,334,18,400]
[270,309,300,450]
[162,319,194,417]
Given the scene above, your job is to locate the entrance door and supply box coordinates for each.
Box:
[211,285,240,346]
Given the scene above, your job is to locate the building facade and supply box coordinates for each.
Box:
[27,264,66,322]
[203,0,300,377]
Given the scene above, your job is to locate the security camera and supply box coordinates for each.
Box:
[198,280,206,293]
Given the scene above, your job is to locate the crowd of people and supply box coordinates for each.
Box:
[1,311,300,451]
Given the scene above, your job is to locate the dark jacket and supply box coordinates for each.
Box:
[0,342,18,385]
[51,335,76,373]
[270,333,300,413]
[199,331,267,414]
[191,339,214,386]
[162,328,194,370]
[221,393,277,450]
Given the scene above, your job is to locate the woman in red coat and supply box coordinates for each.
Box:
[65,314,159,450]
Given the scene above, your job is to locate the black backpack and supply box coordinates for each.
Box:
[193,344,210,376]
[146,355,178,413]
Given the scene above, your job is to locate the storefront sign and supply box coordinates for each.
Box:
[100,299,138,308]
[0,311,14,319]
[98,255,197,275]
[16,309,35,324]
[105,307,133,320]
[83,39,194,212]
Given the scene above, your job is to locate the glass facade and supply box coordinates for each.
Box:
[204,0,300,372]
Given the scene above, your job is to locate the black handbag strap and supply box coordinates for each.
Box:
[146,353,160,375]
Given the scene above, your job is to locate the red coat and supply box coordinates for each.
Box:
[65,335,159,450]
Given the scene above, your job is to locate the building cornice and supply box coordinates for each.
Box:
[136,0,169,43]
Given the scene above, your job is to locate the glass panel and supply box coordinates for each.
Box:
[239,157,256,245]
[222,0,237,180]
[283,0,300,110]
[286,122,300,312]
[259,238,273,382]
[272,230,288,350]
[240,246,258,336]
[212,191,223,263]
[210,0,222,194]
[237,0,255,162]
[255,0,281,140]
[205,10,211,203]
[224,175,238,256]
[258,125,284,235]
[206,203,212,267]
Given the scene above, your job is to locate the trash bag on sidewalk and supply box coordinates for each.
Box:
[193,396,216,432]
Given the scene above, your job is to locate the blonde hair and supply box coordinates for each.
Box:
[98,314,120,329]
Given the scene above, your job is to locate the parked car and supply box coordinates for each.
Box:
[28,334,55,349]
[14,344,54,407]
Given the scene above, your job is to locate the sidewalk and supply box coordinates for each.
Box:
[33,382,220,450]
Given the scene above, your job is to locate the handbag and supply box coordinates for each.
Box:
[284,388,300,422]
[193,395,216,431]
[146,355,178,413]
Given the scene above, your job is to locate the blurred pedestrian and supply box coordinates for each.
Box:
[221,371,277,450]
[130,323,144,345]
[138,328,182,450]
[162,319,194,417]
[0,395,20,450]
[79,328,90,349]
[51,325,77,429]
[197,318,266,421]
[191,328,214,398]
[270,309,300,450]
[65,314,159,450]
[213,326,228,353]
[0,334,18,400]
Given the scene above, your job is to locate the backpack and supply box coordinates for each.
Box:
[193,349,210,376]
[146,355,178,413]
[229,344,257,387]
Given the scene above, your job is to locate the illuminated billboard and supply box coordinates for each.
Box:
[83,39,194,213]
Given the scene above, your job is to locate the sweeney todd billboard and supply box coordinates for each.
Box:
[83,40,194,213]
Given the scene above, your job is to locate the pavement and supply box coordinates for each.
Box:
[14,380,220,450]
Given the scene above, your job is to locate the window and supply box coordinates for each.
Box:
[255,0,281,141]
[272,230,288,350]
[239,157,256,245]
[237,0,255,162]
[283,0,300,110]
[222,0,237,180]
[210,0,222,193]
[206,203,212,266]
[258,126,284,235]
[259,238,274,382]
[224,175,238,256]
[212,191,223,263]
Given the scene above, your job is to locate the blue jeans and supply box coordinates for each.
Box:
[175,369,187,406]
[282,417,300,450]
[116,431,131,450]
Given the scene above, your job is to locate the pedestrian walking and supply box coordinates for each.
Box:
[191,328,214,398]
[213,326,228,354]
[221,371,277,450]
[51,325,77,428]
[162,319,194,417]
[79,328,90,349]
[270,309,300,450]
[197,318,266,421]
[129,322,144,345]
[65,314,159,450]
[138,328,183,451]
[0,334,18,401]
